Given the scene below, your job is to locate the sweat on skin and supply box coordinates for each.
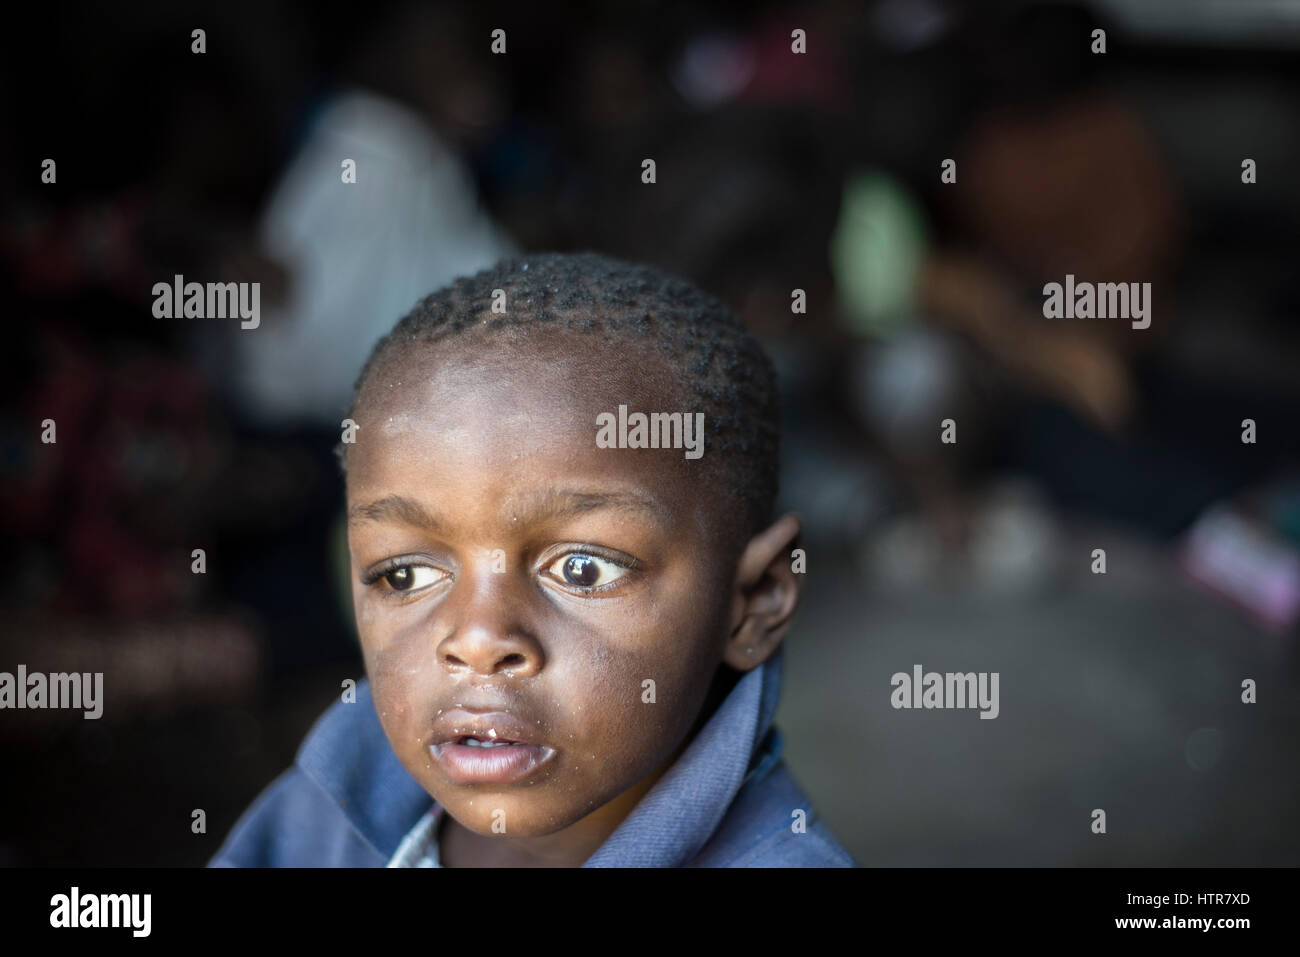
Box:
[344,328,801,868]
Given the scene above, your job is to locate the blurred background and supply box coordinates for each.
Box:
[2,0,1298,866]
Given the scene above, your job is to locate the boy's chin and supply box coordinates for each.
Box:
[438,796,584,839]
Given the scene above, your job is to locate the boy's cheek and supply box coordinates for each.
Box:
[579,642,716,749]
[352,590,427,664]
[366,662,416,726]
[351,583,385,647]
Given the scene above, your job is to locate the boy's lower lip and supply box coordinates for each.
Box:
[429,741,557,784]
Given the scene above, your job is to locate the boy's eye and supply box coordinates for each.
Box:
[545,552,630,589]
[382,565,446,591]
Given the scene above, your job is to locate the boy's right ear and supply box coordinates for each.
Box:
[722,513,803,672]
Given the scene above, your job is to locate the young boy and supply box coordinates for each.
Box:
[210,252,856,867]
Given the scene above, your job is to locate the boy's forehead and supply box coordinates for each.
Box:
[348,329,715,528]
[363,328,683,422]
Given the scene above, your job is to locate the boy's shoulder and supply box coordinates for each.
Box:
[207,764,393,868]
[689,737,857,868]
[209,679,431,868]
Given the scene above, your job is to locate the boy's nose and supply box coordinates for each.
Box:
[433,572,544,678]
[437,628,542,677]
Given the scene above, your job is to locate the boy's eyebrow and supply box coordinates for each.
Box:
[511,487,671,528]
[347,488,671,530]
[348,495,447,531]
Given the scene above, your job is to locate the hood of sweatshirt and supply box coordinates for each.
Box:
[291,645,786,867]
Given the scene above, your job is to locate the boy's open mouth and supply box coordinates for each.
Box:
[456,735,520,748]
[428,709,557,785]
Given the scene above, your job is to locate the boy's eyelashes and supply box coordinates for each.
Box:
[359,556,451,593]
[358,545,641,599]
[539,545,638,592]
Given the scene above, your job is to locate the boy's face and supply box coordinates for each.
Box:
[346,328,743,839]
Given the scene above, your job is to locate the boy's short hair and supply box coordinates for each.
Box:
[343,251,782,541]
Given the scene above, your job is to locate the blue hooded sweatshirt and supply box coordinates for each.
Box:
[209,646,856,867]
